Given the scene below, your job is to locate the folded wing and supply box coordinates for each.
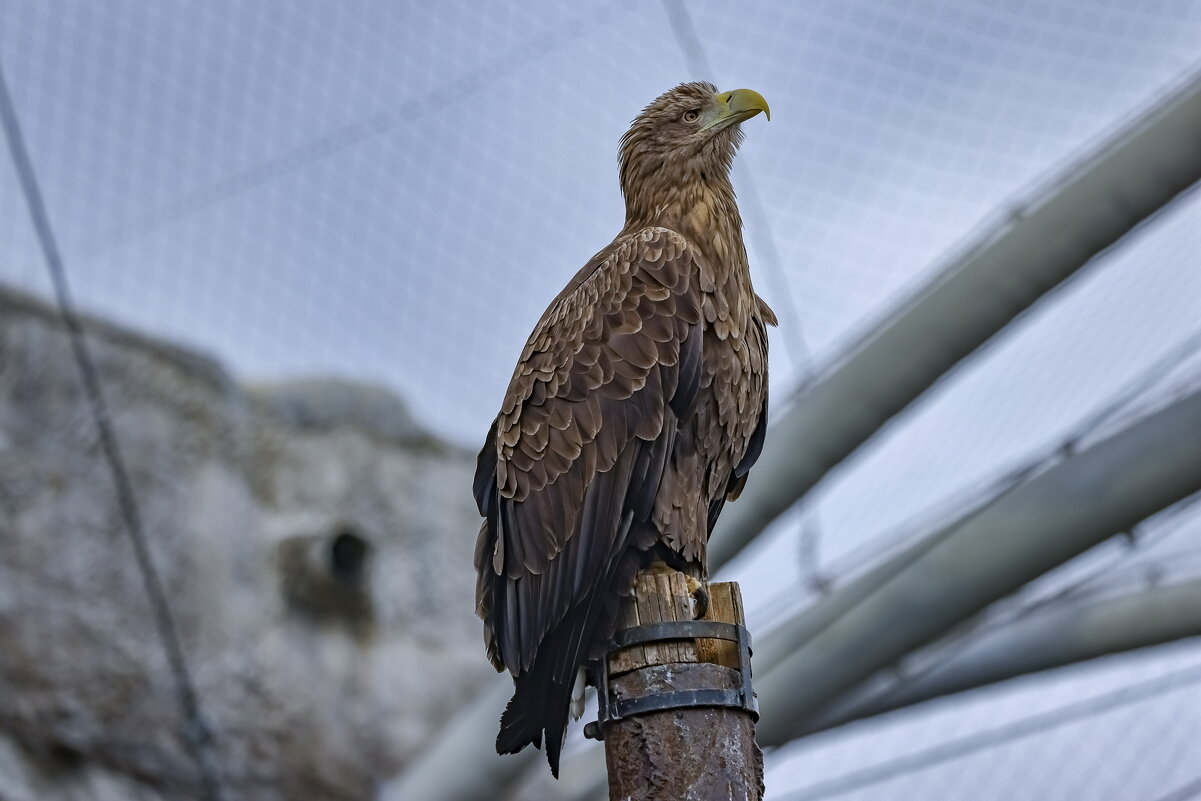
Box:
[473,226,704,774]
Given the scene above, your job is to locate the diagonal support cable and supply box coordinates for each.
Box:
[1149,774,1201,801]
[661,0,814,379]
[83,0,639,257]
[776,661,1201,801]
[660,0,824,592]
[0,55,226,801]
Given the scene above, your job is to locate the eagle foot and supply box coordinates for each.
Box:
[685,575,710,620]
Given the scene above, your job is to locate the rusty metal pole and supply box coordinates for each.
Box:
[594,570,763,801]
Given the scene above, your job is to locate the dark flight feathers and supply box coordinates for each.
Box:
[474,229,706,773]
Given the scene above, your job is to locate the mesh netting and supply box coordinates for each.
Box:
[3,1,1200,799]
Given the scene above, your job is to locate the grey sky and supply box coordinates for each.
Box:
[2,1,1200,798]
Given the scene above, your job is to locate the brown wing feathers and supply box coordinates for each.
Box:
[473,228,703,774]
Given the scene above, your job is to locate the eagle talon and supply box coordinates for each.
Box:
[686,576,710,620]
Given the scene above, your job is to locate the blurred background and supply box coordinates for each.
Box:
[1,1,1200,800]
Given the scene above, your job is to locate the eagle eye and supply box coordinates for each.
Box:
[682,108,701,123]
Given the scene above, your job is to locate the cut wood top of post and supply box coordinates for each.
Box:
[608,569,746,675]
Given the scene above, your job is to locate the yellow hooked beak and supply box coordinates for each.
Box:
[702,88,771,131]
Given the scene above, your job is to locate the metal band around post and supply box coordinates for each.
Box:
[589,618,758,740]
[612,620,747,648]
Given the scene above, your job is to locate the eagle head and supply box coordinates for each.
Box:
[618,81,769,220]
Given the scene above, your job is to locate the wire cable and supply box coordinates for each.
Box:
[775,661,1201,801]
[1148,774,1201,801]
[0,55,226,801]
[661,0,823,595]
[660,0,814,380]
[82,1,638,257]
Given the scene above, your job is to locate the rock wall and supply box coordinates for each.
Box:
[0,285,492,800]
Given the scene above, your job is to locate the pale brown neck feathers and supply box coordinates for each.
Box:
[624,172,746,273]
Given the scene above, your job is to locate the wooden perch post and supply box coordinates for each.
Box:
[594,569,764,800]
